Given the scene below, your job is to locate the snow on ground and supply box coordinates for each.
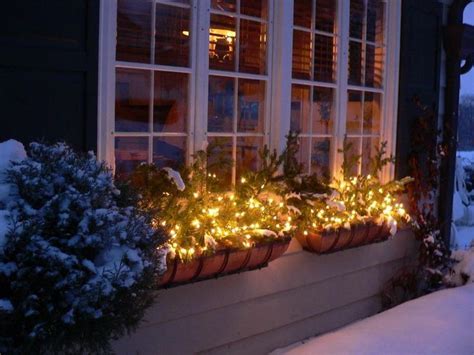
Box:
[271,284,474,355]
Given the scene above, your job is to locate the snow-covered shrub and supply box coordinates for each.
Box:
[445,246,474,286]
[0,140,26,249]
[0,142,166,354]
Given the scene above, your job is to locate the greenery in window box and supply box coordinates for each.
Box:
[129,144,295,262]
[284,134,413,237]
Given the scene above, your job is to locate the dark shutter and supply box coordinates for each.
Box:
[395,0,443,178]
[0,0,100,152]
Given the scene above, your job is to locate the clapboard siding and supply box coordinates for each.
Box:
[113,231,416,355]
[141,230,414,326]
[203,295,382,355]
[395,0,443,178]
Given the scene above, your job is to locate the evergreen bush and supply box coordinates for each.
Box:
[0,142,166,354]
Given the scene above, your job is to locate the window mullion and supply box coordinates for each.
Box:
[98,0,118,168]
[264,0,274,150]
[233,77,238,185]
[194,0,211,157]
[333,0,350,178]
[270,0,294,154]
[148,2,156,165]
[381,0,401,182]
[186,0,199,165]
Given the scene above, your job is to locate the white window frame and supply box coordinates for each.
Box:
[98,0,401,182]
[205,0,274,185]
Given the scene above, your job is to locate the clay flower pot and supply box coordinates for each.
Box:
[296,219,392,254]
[158,236,291,288]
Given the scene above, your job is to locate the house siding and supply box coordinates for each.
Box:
[0,0,99,152]
[113,230,416,355]
[395,0,444,178]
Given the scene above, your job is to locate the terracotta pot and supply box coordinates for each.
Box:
[335,226,354,251]
[375,222,392,242]
[158,237,291,288]
[350,222,370,248]
[295,228,339,253]
[296,219,391,254]
[365,221,379,244]
[366,221,391,244]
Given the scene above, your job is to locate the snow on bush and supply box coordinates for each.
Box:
[0,141,166,354]
[445,246,474,286]
[0,140,26,249]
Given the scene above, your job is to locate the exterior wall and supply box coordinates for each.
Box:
[113,230,416,355]
[395,0,444,179]
[0,0,99,152]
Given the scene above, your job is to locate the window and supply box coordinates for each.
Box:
[291,0,338,181]
[345,0,385,176]
[207,0,270,184]
[113,0,193,177]
[99,0,400,181]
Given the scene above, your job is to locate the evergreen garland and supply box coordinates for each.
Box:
[285,133,412,235]
[129,144,294,262]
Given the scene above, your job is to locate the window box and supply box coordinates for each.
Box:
[295,220,391,254]
[158,236,291,288]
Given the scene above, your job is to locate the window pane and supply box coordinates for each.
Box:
[209,15,236,71]
[155,4,190,67]
[312,87,334,135]
[311,137,331,181]
[361,136,379,175]
[208,76,234,133]
[211,0,236,12]
[292,30,312,80]
[365,44,384,87]
[115,137,149,177]
[315,0,336,33]
[241,0,268,19]
[208,137,233,188]
[294,0,312,28]
[117,0,152,63]
[298,137,311,174]
[291,85,311,134]
[236,137,263,179]
[344,137,361,176]
[153,72,188,133]
[153,136,186,169]
[367,0,384,43]
[313,34,336,82]
[348,41,362,85]
[237,79,265,133]
[239,20,267,74]
[349,0,365,39]
[115,68,150,132]
[363,92,381,135]
[346,90,362,135]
